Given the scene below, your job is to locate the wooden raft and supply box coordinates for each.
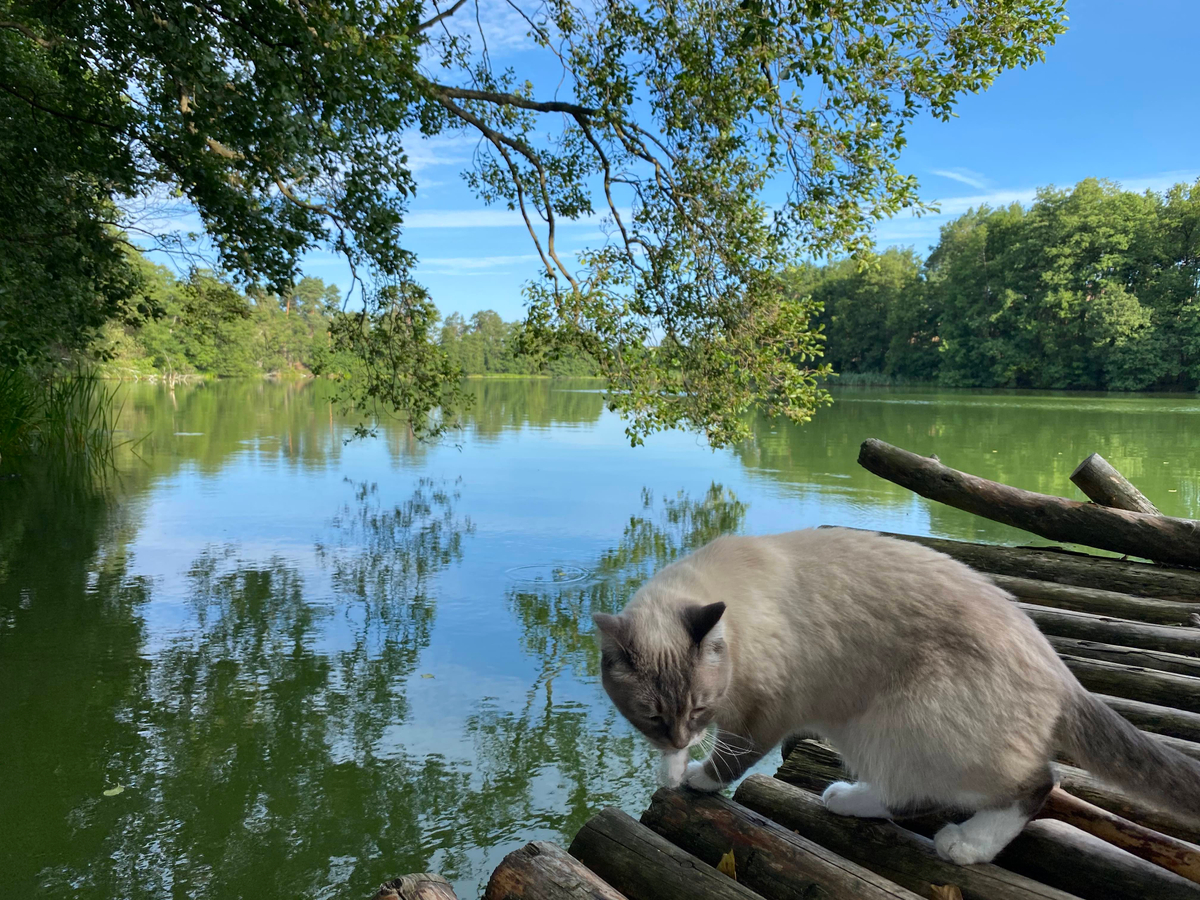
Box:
[377,448,1200,900]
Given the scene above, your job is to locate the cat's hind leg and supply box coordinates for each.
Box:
[934,770,1054,865]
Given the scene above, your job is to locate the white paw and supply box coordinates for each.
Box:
[934,823,995,865]
[658,750,687,788]
[683,760,724,792]
[820,781,890,818]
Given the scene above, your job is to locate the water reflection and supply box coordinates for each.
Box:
[736,387,1200,539]
[508,485,748,680]
[463,378,605,440]
[2,380,1197,900]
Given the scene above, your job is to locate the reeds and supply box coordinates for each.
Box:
[0,367,133,476]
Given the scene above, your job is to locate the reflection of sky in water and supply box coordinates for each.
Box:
[2,379,1198,899]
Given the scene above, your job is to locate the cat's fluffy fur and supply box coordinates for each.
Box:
[594,528,1200,865]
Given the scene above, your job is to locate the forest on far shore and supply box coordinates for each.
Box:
[94,258,598,380]
[801,177,1200,391]
[97,176,1199,392]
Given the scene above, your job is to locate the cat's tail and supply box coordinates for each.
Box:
[1056,689,1200,819]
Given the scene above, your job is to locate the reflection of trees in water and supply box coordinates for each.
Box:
[0,471,155,898]
[463,378,604,440]
[735,389,1200,538]
[2,476,484,899]
[458,485,748,872]
[508,484,747,680]
[3,471,755,898]
[321,478,473,610]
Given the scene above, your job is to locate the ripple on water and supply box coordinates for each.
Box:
[505,564,590,584]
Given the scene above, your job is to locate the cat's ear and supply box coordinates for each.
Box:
[682,601,726,644]
[592,612,630,648]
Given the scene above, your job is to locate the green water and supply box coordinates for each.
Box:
[1,380,1197,899]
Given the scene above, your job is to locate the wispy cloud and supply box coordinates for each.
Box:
[927,188,1038,217]
[405,208,531,228]
[418,0,539,59]
[404,206,630,229]
[930,168,990,190]
[418,253,543,272]
[876,169,1200,251]
[402,131,481,175]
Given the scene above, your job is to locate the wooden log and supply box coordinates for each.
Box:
[772,743,1200,900]
[483,841,627,900]
[1062,655,1200,713]
[1045,636,1200,679]
[567,807,761,900]
[994,819,1200,900]
[856,439,1200,568]
[640,786,923,900]
[373,874,458,900]
[733,776,1083,900]
[1056,759,1200,846]
[1070,453,1161,516]
[1099,694,1200,742]
[1018,604,1200,656]
[1040,787,1200,884]
[993,575,1199,625]
[828,528,1200,600]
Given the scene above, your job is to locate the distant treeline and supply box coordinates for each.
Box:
[799,178,1200,391]
[98,257,598,380]
[98,258,349,380]
[438,311,598,376]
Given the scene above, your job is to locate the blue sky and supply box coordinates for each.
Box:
[160,1,1200,322]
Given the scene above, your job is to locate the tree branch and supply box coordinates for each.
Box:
[425,81,600,118]
[430,92,579,291]
[0,19,56,47]
[417,0,467,32]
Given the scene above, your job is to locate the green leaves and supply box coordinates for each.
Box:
[3,0,1067,445]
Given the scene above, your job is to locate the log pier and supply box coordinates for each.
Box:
[378,445,1200,900]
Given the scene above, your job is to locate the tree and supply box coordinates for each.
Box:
[916,177,1200,391]
[1,0,1066,444]
[798,248,926,378]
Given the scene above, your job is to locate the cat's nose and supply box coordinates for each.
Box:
[670,727,689,750]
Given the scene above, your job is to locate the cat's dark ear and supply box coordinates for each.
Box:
[682,601,726,644]
[592,612,629,648]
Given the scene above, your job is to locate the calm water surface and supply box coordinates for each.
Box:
[2,380,1198,899]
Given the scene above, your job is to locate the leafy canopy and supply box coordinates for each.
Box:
[0,0,1065,445]
[793,177,1200,392]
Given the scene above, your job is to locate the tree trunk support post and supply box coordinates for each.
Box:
[856,439,1200,568]
[1071,453,1161,516]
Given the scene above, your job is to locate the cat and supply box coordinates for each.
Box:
[593,527,1200,865]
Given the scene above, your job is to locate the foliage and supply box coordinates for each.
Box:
[929,178,1200,390]
[792,247,937,381]
[439,311,598,376]
[799,178,1200,392]
[0,367,131,475]
[96,262,350,379]
[1,0,1065,444]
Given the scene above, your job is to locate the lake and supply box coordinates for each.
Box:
[2,379,1198,899]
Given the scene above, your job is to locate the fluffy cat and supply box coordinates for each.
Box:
[594,527,1200,865]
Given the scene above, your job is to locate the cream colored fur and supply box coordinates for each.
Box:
[598,528,1078,864]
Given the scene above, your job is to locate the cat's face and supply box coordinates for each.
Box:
[593,601,730,751]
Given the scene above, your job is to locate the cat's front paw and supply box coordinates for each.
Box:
[658,750,688,787]
[934,823,995,865]
[820,781,890,818]
[682,760,724,792]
